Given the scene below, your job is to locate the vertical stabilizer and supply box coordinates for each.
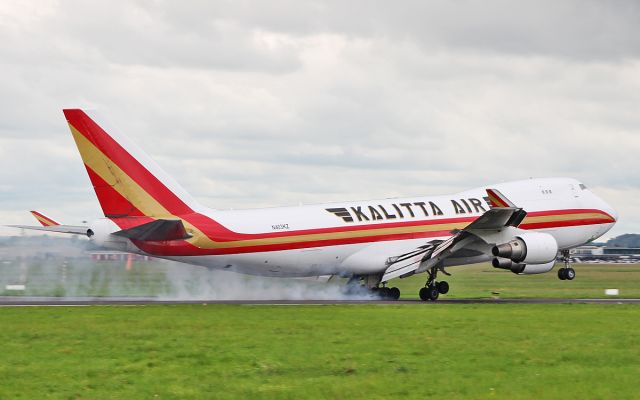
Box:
[63,109,203,218]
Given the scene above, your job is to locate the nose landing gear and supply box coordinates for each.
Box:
[557,250,575,281]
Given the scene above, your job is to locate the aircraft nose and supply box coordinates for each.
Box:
[608,205,619,223]
[590,190,617,223]
[598,198,618,223]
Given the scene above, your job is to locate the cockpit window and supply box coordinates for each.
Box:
[579,184,587,190]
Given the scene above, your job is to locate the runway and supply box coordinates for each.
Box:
[1,296,640,306]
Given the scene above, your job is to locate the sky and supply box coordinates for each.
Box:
[0,0,639,239]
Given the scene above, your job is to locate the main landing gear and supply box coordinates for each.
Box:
[419,267,449,302]
[374,285,401,300]
[349,275,401,300]
[557,249,576,281]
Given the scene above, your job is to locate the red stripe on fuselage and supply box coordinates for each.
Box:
[130,228,456,256]
[125,209,614,256]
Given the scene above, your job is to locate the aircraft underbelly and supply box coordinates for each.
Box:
[164,242,374,277]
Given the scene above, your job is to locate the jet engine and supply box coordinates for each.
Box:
[491,258,555,275]
[492,232,558,264]
[491,232,558,274]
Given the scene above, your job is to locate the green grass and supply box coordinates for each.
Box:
[395,262,640,299]
[1,304,640,399]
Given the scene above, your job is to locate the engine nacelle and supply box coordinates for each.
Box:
[492,258,525,274]
[492,258,556,275]
[520,261,555,274]
[88,218,129,251]
[492,232,558,264]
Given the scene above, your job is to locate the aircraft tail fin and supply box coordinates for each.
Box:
[63,109,204,219]
[30,211,60,227]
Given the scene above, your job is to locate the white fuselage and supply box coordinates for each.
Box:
[91,177,617,278]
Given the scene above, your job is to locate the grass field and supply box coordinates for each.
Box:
[1,304,640,399]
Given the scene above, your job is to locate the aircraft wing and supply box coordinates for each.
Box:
[381,189,526,283]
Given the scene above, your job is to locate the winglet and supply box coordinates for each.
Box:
[30,211,60,227]
[486,189,516,208]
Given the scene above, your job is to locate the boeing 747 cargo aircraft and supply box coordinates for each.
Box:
[9,110,618,300]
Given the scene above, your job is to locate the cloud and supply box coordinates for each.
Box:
[0,1,639,240]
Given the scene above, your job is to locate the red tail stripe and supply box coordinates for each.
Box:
[64,109,194,216]
[85,167,146,217]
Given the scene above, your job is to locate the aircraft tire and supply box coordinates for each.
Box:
[437,281,449,294]
[389,287,400,300]
[428,285,440,301]
[558,268,567,280]
[419,287,430,301]
[379,287,391,299]
[566,268,576,280]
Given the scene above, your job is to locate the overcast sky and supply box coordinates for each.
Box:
[1,0,639,239]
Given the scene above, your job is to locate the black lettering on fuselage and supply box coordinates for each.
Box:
[469,198,487,213]
[368,205,383,220]
[429,201,443,216]
[451,200,466,214]
[460,198,472,213]
[326,208,354,222]
[400,203,415,217]
[413,202,429,217]
[378,205,397,219]
[351,206,370,221]
[392,204,404,218]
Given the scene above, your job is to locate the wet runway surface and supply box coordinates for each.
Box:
[1,296,640,306]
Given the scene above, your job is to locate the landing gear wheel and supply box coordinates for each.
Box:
[379,287,391,298]
[437,281,449,294]
[558,268,567,280]
[559,249,576,281]
[565,268,576,280]
[419,287,430,301]
[428,285,440,301]
[388,287,400,300]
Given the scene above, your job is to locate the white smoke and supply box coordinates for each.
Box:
[0,235,377,300]
[160,262,376,301]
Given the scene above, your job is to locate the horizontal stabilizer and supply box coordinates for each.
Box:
[7,225,91,236]
[112,219,191,241]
